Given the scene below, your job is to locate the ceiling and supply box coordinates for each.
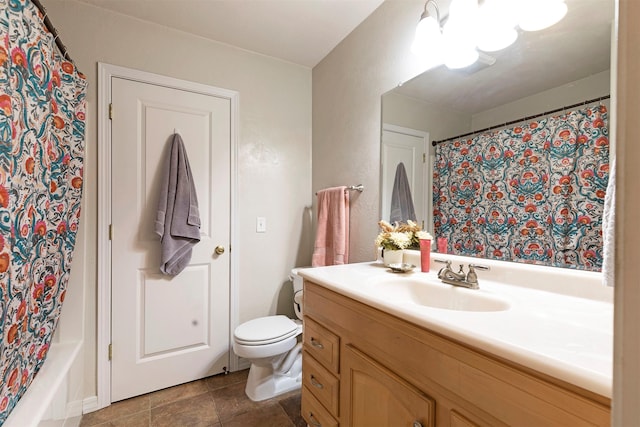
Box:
[392,0,614,114]
[76,0,385,68]
[76,0,614,110]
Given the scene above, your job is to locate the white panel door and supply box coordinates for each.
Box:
[381,125,429,228]
[110,77,231,402]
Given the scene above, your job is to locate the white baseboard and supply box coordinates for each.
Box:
[82,396,100,414]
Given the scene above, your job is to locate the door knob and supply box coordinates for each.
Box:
[214,245,225,255]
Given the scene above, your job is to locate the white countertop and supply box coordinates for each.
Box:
[297,259,613,398]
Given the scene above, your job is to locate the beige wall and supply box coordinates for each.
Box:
[312,0,428,262]
[383,72,611,136]
[384,72,611,138]
[382,92,471,142]
[46,0,312,400]
[472,70,611,129]
[382,70,611,158]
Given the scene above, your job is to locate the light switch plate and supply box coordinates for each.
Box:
[256,217,266,233]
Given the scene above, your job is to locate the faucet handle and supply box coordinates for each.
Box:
[469,263,490,271]
[434,259,451,280]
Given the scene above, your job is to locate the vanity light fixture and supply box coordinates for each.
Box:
[410,0,444,63]
[411,0,568,69]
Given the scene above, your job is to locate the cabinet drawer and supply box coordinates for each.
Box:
[304,316,340,373]
[303,350,340,415]
[302,385,339,427]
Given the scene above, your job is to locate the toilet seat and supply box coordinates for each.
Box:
[234,315,300,346]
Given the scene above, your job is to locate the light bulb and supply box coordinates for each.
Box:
[476,0,518,51]
[442,7,479,69]
[518,0,568,32]
[411,15,443,57]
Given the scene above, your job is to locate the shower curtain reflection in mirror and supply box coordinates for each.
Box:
[433,104,609,271]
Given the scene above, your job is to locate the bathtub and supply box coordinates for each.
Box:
[4,340,83,427]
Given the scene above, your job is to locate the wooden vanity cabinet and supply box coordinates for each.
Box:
[302,280,611,427]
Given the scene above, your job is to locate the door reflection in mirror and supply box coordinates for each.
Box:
[380,124,429,228]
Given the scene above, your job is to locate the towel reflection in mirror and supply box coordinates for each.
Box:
[390,162,417,224]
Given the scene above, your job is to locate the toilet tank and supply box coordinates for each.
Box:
[290,268,306,320]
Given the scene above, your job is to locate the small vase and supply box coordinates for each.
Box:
[419,239,431,272]
[382,249,403,267]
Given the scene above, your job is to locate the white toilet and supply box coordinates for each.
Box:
[233,268,305,401]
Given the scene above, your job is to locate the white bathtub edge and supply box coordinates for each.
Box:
[4,340,83,427]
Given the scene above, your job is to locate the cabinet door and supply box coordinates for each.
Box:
[342,345,435,427]
[451,410,480,427]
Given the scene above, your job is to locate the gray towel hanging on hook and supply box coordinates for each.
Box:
[155,133,201,275]
[390,162,416,224]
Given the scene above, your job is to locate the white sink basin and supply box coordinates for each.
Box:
[367,277,510,312]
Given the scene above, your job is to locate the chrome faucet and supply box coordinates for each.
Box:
[434,260,490,289]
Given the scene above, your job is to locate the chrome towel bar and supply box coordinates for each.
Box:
[315,184,364,195]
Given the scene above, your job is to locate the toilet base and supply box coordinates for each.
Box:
[244,349,303,401]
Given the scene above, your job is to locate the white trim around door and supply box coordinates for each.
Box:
[97,63,239,410]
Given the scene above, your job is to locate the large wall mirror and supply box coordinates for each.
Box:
[381,0,613,270]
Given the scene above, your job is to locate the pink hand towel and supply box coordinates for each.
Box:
[312,186,349,267]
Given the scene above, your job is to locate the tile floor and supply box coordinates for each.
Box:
[80,370,306,427]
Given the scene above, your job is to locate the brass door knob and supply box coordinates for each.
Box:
[214,245,225,255]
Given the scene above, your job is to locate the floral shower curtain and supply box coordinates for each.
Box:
[433,104,609,271]
[0,0,87,422]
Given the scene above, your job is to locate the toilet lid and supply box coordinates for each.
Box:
[234,315,299,345]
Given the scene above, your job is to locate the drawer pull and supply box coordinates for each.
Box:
[310,375,324,389]
[309,413,322,427]
[413,422,423,427]
[310,338,324,349]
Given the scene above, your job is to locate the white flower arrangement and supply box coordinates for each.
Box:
[376,220,432,251]
[375,230,411,250]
